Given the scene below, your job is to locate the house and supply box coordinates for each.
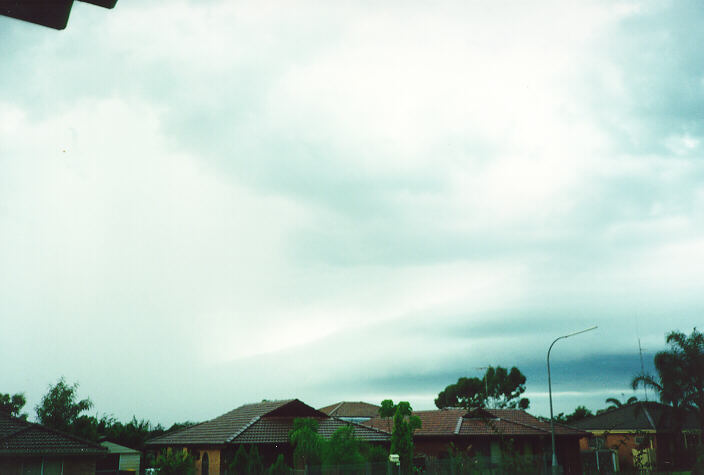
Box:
[0,410,107,475]
[364,407,586,474]
[318,401,381,423]
[97,439,142,473]
[145,399,390,474]
[571,401,701,472]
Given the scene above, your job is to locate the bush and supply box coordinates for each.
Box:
[268,454,290,475]
[154,449,195,475]
[228,445,249,474]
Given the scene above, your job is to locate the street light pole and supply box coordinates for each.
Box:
[547,326,597,473]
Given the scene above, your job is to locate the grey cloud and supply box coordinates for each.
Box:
[2,0,704,427]
[576,1,704,155]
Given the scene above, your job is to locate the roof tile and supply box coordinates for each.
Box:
[0,412,106,456]
[146,399,390,447]
[318,402,381,418]
[571,402,699,432]
[364,408,585,438]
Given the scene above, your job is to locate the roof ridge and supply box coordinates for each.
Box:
[550,420,589,434]
[146,420,209,443]
[329,402,344,417]
[414,408,464,414]
[227,415,261,443]
[454,417,462,435]
[643,405,656,430]
[338,416,391,436]
[488,412,549,435]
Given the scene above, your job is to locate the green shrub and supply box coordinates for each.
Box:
[154,449,195,475]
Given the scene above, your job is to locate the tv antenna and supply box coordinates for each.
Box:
[638,337,648,402]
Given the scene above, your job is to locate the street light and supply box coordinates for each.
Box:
[547,325,597,472]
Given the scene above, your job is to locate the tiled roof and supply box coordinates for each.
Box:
[235,417,390,443]
[0,412,107,456]
[414,409,466,436]
[146,400,301,446]
[364,408,586,438]
[145,399,389,447]
[317,419,389,442]
[571,402,699,432]
[480,409,584,436]
[319,402,381,418]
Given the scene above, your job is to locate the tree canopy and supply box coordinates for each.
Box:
[605,396,638,410]
[0,392,27,420]
[632,328,704,439]
[288,418,380,470]
[154,449,195,475]
[324,424,365,466]
[289,417,324,468]
[435,366,529,410]
[380,400,421,473]
[35,377,94,439]
[554,405,593,424]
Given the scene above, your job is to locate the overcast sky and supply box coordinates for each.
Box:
[1,0,703,426]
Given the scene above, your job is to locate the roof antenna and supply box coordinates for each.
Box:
[476,367,490,408]
[636,315,648,403]
[638,337,648,402]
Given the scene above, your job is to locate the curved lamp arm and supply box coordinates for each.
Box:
[547,326,598,471]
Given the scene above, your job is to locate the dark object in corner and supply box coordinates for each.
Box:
[0,0,117,30]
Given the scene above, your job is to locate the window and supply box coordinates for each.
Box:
[21,458,63,475]
[589,437,605,449]
[21,460,42,475]
[635,435,650,447]
[42,459,63,475]
[202,452,209,475]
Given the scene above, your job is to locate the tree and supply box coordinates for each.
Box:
[632,328,704,444]
[324,424,365,467]
[362,444,389,464]
[554,405,593,424]
[605,396,638,410]
[227,445,249,474]
[267,454,290,475]
[435,366,529,410]
[289,417,385,471]
[289,418,324,468]
[154,449,195,475]
[35,378,95,439]
[0,392,27,419]
[97,415,155,449]
[247,446,263,474]
[165,421,199,433]
[380,400,421,473]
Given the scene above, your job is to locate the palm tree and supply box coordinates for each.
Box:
[605,396,638,410]
[632,328,704,445]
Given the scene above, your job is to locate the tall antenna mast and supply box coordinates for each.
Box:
[635,314,649,402]
[638,337,648,402]
[476,367,490,408]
